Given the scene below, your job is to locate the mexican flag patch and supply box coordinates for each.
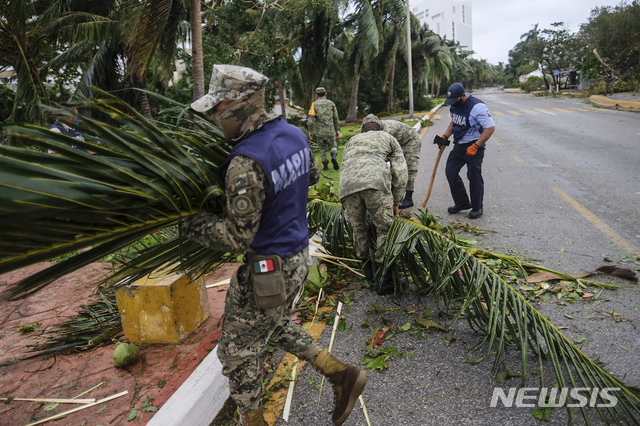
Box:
[254,259,274,273]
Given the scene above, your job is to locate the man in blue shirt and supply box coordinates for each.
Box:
[438,83,495,219]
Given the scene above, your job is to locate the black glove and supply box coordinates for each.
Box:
[434,135,450,147]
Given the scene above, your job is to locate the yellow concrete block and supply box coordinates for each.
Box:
[115,270,210,344]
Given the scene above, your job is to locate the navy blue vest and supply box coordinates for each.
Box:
[220,117,311,257]
[49,121,88,152]
[450,96,486,143]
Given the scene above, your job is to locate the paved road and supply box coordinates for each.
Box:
[275,89,639,426]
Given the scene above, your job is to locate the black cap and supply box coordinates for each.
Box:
[444,83,466,105]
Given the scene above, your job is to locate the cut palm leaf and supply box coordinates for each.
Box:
[0,94,228,300]
[310,202,640,424]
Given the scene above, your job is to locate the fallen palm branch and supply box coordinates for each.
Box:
[308,200,640,423]
[466,248,636,289]
[0,92,228,300]
[4,292,124,365]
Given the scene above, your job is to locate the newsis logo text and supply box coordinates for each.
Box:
[490,387,620,408]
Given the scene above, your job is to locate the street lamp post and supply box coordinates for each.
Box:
[406,0,414,119]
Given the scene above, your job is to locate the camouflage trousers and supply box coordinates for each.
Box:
[342,188,394,264]
[403,143,421,192]
[314,135,337,161]
[217,247,322,414]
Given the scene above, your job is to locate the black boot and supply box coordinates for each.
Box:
[377,269,395,295]
[331,153,339,170]
[399,190,414,209]
[361,259,374,282]
[322,158,329,171]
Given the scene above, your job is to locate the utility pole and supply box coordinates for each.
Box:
[406,0,414,119]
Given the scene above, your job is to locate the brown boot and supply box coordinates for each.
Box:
[313,349,368,425]
[238,407,267,426]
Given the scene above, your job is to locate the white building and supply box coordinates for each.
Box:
[411,0,472,52]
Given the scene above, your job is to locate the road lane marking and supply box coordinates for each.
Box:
[569,107,590,111]
[510,152,528,166]
[492,111,505,116]
[507,110,522,115]
[553,108,574,112]
[551,187,640,258]
[493,138,503,146]
[522,109,539,114]
[536,109,557,115]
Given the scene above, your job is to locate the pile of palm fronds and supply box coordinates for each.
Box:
[308,200,640,424]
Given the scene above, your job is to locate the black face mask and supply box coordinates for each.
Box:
[452,97,464,107]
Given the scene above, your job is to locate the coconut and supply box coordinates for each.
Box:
[113,342,140,368]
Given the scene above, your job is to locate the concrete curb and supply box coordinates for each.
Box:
[148,349,230,426]
[589,95,640,111]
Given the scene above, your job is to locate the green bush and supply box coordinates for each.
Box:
[520,76,545,93]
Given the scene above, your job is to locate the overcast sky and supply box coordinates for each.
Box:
[472,0,623,65]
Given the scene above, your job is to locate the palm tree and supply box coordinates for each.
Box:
[0,0,55,131]
[53,0,188,119]
[342,0,379,122]
[374,0,408,113]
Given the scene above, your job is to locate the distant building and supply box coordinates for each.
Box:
[411,0,472,52]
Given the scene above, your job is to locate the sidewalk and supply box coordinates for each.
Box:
[0,262,239,425]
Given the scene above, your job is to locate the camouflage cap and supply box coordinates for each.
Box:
[361,114,382,128]
[315,87,326,95]
[191,64,269,112]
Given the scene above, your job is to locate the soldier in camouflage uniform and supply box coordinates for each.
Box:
[363,115,422,209]
[339,115,408,295]
[307,87,340,171]
[185,64,368,426]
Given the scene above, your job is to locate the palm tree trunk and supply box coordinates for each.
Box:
[133,76,152,119]
[346,75,360,122]
[387,61,396,113]
[278,83,287,119]
[58,82,67,102]
[190,0,205,101]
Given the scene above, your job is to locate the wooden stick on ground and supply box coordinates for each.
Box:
[25,390,129,426]
[72,382,104,399]
[0,397,95,404]
[359,395,372,426]
[283,288,323,421]
[206,278,230,288]
[317,301,342,410]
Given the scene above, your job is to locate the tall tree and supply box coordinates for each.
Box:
[0,0,56,131]
[190,0,205,102]
[343,0,379,121]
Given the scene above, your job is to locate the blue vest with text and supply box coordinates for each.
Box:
[221,117,311,257]
[450,96,486,143]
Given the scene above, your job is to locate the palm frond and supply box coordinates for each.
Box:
[0,93,228,299]
[22,292,123,363]
[307,199,353,259]
[310,200,640,423]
